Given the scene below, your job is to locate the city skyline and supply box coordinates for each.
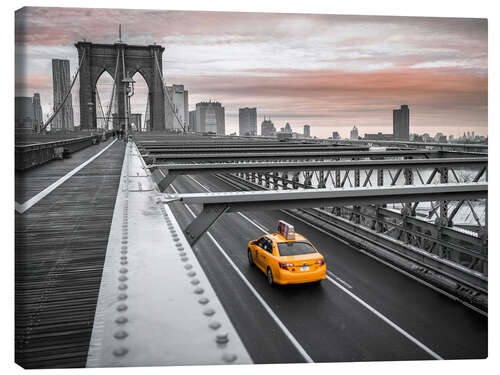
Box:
[15,8,487,138]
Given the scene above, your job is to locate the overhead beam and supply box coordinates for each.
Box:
[146,149,440,163]
[150,157,487,190]
[168,183,487,245]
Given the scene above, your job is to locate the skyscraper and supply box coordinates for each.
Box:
[194,101,225,135]
[52,59,74,130]
[165,84,189,131]
[239,107,257,136]
[261,117,276,137]
[32,93,43,133]
[303,124,311,138]
[15,97,35,133]
[350,125,359,140]
[284,122,292,133]
[393,104,409,141]
[189,110,196,132]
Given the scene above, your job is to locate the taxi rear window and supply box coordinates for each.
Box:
[277,241,316,256]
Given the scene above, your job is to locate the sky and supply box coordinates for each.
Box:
[15,7,488,138]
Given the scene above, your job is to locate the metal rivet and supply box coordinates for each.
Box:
[198,297,209,305]
[117,293,128,300]
[191,279,200,285]
[118,275,128,282]
[121,241,128,244]
[184,264,193,270]
[121,246,128,250]
[121,250,128,255]
[181,257,188,262]
[187,271,196,277]
[173,238,180,242]
[222,353,237,363]
[119,267,128,274]
[116,304,128,312]
[216,333,229,344]
[121,256,127,261]
[209,321,221,330]
[177,247,184,252]
[121,260,128,265]
[194,287,204,294]
[114,330,128,340]
[118,283,128,290]
[179,252,186,256]
[204,308,215,316]
[176,243,183,248]
[115,316,128,324]
[113,347,128,357]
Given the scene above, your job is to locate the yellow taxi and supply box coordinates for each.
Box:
[248,220,326,285]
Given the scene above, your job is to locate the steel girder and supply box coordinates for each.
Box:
[145,149,440,164]
[150,157,487,190]
[165,183,487,246]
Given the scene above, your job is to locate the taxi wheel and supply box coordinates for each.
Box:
[267,267,274,286]
[248,248,254,266]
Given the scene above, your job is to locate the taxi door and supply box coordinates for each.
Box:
[252,237,266,271]
[259,237,275,271]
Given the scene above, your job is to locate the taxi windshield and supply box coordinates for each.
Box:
[277,241,316,256]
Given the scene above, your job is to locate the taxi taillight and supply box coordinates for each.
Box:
[315,259,325,266]
[279,262,294,270]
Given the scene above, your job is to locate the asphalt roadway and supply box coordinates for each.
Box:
[167,173,487,364]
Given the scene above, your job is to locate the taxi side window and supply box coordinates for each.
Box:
[255,238,265,249]
[263,238,273,254]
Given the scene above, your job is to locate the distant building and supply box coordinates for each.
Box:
[332,131,341,140]
[52,59,74,130]
[15,97,36,133]
[284,122,292,133]
[194,101,225,135]
[449,135,455,142]
[32,93,43,133]
[364,132,393,141]
[239,107,257,136]
[393,104,409,141]
[130,113,142,131]
[422,133,431,142]
[261,117,276,137]
[350,125,359,140]
[165,84,188,131]
[189,110,196,132]
[413,134,424,142]
[303,124,311,138]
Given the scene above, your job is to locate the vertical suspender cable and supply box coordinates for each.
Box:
[153,50,186,132]
[104,49,121,131]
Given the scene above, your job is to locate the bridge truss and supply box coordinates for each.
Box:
[135,134,488,311]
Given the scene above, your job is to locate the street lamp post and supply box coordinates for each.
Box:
[122,76,135,141]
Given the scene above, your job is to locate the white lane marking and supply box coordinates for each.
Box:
[237,212,270,233]
[180,177,444,360]
[187,175,211,192]
[356,248,488,317]
[188,176,271,233]
[15,139,118,214]
[286,209,487,317]
[170,183,314,363]
[326,270,353,289]
[325,275,443,360]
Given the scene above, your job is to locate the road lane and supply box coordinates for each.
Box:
[168,175,436,362]
[190,172,487,360]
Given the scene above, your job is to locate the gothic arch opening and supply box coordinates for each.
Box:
[130,71,149,132]
[95,70,115,130]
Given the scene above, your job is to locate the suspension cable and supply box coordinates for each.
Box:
[153,50,186,132]
[41,48,86,132]
[104,49,121,131]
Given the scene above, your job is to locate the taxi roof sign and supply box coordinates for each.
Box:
[277,220,295,240]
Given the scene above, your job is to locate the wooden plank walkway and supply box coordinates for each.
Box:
[15,139,125,368]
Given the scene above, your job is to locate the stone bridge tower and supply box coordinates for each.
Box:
[75,41,165,131]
